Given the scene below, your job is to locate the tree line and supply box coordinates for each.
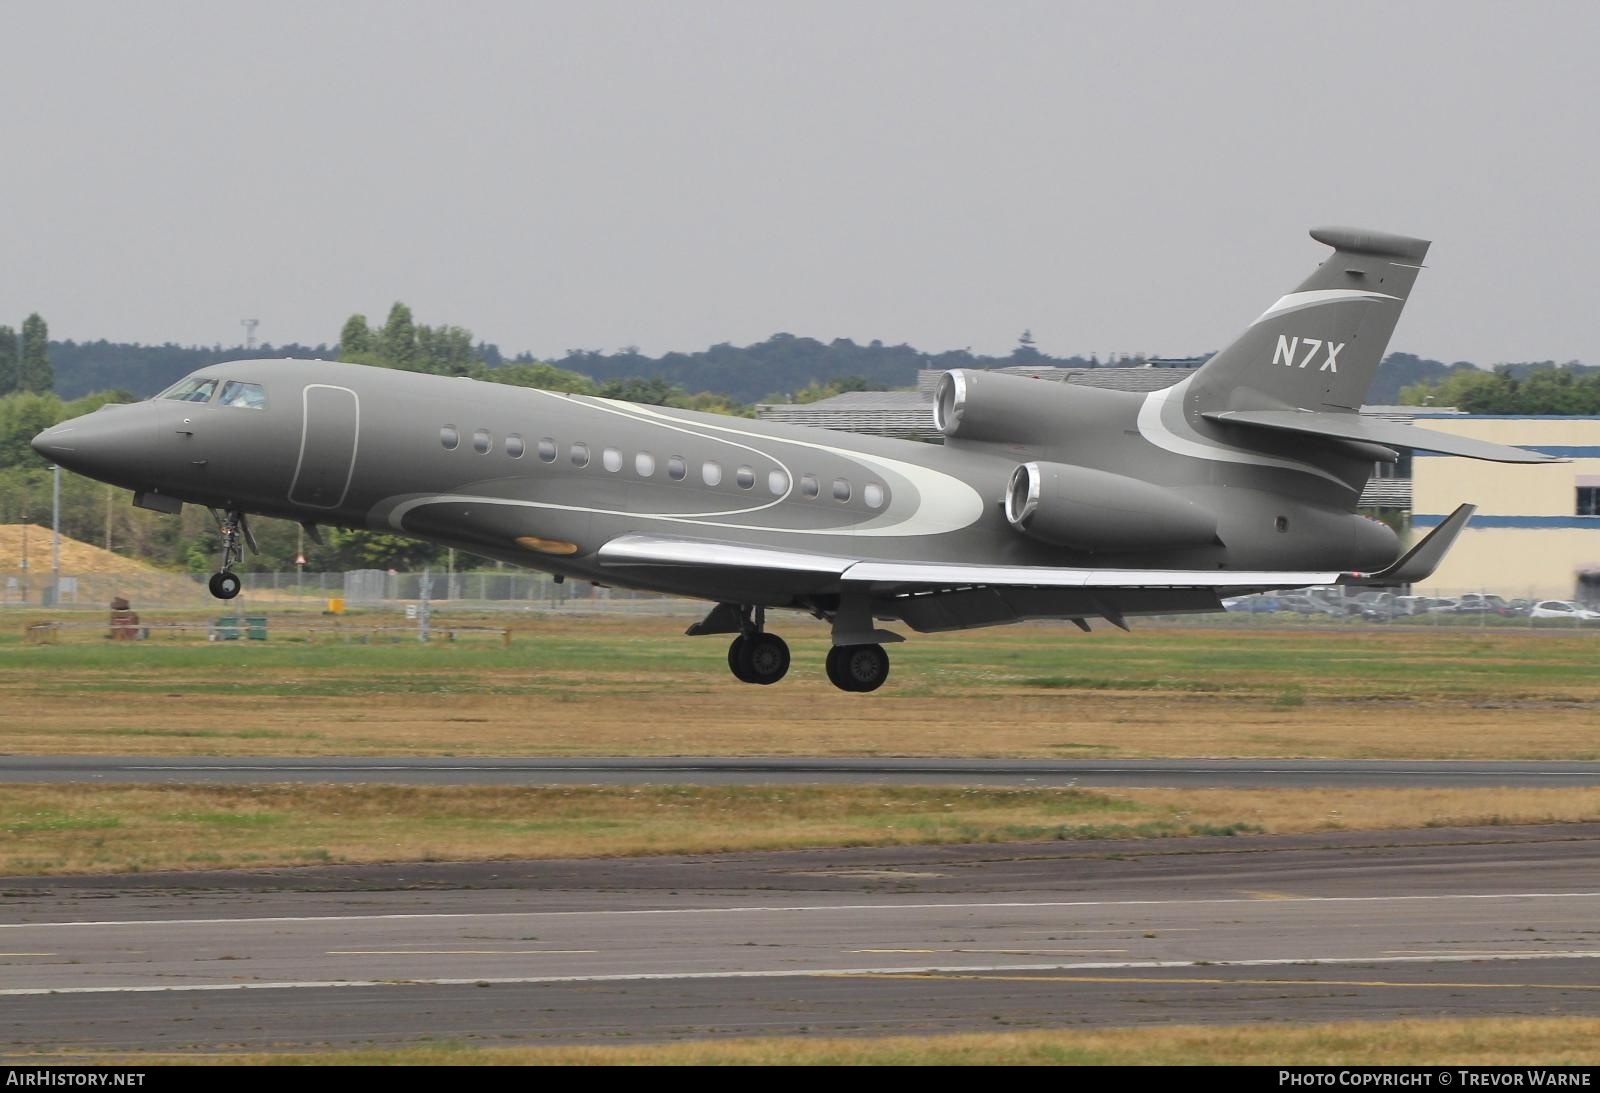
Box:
[0,314,53,397]
[1400,362,1600,414]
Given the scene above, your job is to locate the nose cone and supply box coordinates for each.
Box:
[31,404,152,488]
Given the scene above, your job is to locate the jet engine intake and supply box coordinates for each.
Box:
[1004,461,1218,551]
[934,369,1081,445]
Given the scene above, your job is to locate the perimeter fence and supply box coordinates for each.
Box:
[2,568,1596,632]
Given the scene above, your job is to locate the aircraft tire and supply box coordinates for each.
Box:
[737,633,790,685]
[209,572,242,600]
[727,637,755,683]
[826,643,889,692]
[825,645,848,690]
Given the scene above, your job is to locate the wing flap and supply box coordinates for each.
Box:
[841,559,1340,592]
[1203,409,1560,464]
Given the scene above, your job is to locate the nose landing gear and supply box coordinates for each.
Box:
[206,509,253,601]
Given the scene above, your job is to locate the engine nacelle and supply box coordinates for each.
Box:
[1004,461,1219,552]
[934,369,1081,445]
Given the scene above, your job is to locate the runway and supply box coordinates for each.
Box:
[3,823,1598,1053]
[8,755,1600,788]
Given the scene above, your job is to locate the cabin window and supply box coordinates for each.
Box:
[505,434,525,458]
[161,377,218,403]
[768,470,789,496]
[440,425,460,450]
[667,456,687,481]
[571,442,590,467]
[863,483,884,509]
[735,466,755,490]
[702,460,722,486]
[219,381,267,409]
[799,474,819,499]
[473,429,492,454]
[538,437,557,462]
[636,452,656,477]
[602,447,623,472]
[833,478,851,503]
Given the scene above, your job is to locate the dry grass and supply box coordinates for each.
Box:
[2,619,1598,759]
[37,1017,1600,1065]
[1115,786,1600,833]
[3,783,1596,876]
[0,523,169,577]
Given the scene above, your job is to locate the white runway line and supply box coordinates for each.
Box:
[5,890,1598,931]
[4,950,1600,997]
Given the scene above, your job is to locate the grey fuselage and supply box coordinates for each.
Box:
[33,357,1397,609]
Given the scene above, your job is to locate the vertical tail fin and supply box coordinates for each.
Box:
[1187,227,1431,414]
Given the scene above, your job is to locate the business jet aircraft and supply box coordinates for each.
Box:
[33,227,1550,691]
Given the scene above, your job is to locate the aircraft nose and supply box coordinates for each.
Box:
[30,423,73,460]
[31,405,152,487]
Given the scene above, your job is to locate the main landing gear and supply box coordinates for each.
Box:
[728,631,791,686]
[690,602,890,692]
[824,643,890,693]
[206,509,251,600]
[718,604,791,686]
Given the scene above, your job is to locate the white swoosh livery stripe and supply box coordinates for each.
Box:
[1136,378,1347,488]
[596,399,985,537]
[1253,289,1399,325]
[388,393,986,539]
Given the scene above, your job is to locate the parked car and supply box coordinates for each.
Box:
[1274,593,1344,616]
[1222,594,1279,613]
[1530,600,1600,621]
[1453,593,1513,615]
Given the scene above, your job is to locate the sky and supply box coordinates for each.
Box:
[3,1,1597,366]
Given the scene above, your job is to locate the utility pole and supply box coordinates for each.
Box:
[51,464,60,605]
[418,567,431,643]
[241,319,259,351]
[18,486,28,604]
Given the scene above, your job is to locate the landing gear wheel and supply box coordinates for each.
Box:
[208,571,242,600]
[739,633,790,685]
[728,636,755,683]
[826,643,889,693]
[728,634,790,685]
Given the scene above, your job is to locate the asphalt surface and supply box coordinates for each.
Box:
[3,824,1598,1054]
[8,755,1600,788]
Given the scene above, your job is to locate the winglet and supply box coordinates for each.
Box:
[1346,504,1476,586]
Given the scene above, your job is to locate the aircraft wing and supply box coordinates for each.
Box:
[596,505,1475,631]
[1202,409,1559,463]
[596,533,1337,591]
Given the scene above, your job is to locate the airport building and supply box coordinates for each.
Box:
[1410,415,1600,601]
[757,368,1600,601]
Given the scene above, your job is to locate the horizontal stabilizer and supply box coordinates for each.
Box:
[1350,503,1476,585]
[1203,409,1560,463]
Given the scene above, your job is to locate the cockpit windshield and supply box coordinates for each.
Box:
[219,381,267,409]
[158,377,218,403]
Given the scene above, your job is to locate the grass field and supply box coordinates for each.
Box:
[2,616,1598,759]
[3,783,1596,874]
[38,1017,1600,1066]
